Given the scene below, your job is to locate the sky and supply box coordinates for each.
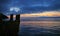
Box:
[0,0,60,15]
[21,11,60,17]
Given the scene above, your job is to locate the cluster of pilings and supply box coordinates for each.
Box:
[0,14,20,36]
[10,14,20,21]
[7,14,20,36]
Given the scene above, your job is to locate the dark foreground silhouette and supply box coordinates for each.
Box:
[0,13,20,36]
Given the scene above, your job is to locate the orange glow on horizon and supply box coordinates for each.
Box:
[7,11,60,18]
[21,11,60,17]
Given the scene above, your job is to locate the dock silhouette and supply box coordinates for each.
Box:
[0,13,20,36]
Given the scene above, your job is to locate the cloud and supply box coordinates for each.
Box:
[21,11,60,17]
[1,0,60,14]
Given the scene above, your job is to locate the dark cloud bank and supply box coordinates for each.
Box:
[0,0,60,14]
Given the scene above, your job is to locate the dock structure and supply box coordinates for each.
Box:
[6,14,20,36]
[10,14,13,21]
[0,13,8,35]
[0,13,20,36]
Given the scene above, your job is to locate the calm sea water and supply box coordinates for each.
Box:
[18,18,60,36]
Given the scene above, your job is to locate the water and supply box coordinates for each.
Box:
[18,18,60,36]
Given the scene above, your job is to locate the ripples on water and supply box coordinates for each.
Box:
[18,18,60,36]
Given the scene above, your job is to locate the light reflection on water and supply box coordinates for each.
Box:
[18,21,60,36]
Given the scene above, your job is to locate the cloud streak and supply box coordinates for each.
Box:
[21,11,60,17]
[7,11,60,19]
